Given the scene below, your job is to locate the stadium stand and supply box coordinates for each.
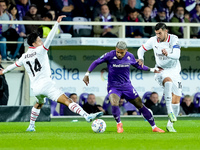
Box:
[141,91,152,103]
[79,93,89,107]
[193,92,200,108]
[59,92,71,115]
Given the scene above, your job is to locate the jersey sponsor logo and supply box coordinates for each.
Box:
[156,53,164,57]
[156,53,169,60]
[113,64,129,67]
[25,52,36,59]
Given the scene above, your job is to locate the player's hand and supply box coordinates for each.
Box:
[57,15,66,23]
[0,68,4,75]
[150,67,160,73]
[83,75,89,86]
[136,59,144,68]
[162,49,168,56]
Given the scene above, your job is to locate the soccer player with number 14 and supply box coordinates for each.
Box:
[0,15,103,131]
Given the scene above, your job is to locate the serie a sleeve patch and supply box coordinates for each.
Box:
[100,53,107,59]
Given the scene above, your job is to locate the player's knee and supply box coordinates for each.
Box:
[172,95,181,104]
[109,94,120,106]
[130,97,143,109]
[134,102,143,109]
[35,102,43,109]
[163,78,172,85]
[57,96,71,106]
[165,96,172,102]
[110,99,119,106]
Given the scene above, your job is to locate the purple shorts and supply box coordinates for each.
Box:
[107,86,139,101]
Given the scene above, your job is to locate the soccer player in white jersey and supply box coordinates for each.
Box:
[0,15,103,132]
[137,22,182,132]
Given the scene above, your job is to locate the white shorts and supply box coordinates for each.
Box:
[154,68,182,97]
[31,80,63,104]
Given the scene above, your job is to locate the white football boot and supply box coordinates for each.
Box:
[26,124,36,132]
[86,112,103,122]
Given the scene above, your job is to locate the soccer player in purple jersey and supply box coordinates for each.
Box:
[83,41,165,133]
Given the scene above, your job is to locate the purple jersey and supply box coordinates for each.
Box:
[88,50,149,88]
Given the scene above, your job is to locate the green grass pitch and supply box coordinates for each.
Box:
[0,117,200,150]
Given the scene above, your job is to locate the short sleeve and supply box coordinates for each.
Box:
[172,36,181,49]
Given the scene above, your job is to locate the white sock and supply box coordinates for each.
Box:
[30,107,40,126]
[167,120,173,127]
[117,121,122,124]
[164,82,173,114]
[69,102,88,118]
[152,125,157,129]
[172,103,180,117]
[167,104,180,127]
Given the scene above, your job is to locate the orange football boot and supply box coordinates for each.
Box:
[117,123,124,133]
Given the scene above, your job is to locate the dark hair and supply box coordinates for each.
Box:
[150,92,158,96]
[101,4,109,9]
[0,0,7,6]
[155,22,167,31]
[129,8,139,14]
[88,93,95,98]
[29,4,37,9]
[27,32,39,46]
[43,12,53,20]
[69,93,77,98]
[8,4,19,19]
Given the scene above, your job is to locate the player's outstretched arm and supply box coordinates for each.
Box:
[83,53,108,86]
[83,71,90,86]
[43,15,66,49]
[57,15,66,23]
[0,63,18,75]
[136,59,144,68]
[0,68,4,75]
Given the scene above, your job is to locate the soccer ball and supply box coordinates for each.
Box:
[91,119,106,133]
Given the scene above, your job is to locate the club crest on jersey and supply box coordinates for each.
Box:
[113,56,117,59]
[127,56,130,60]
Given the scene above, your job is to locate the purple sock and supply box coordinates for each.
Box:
[112,106,121,123]
[139,105,155,126]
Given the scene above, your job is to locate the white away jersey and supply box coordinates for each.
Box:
[16,45,51,87]
[142,34,181,71]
